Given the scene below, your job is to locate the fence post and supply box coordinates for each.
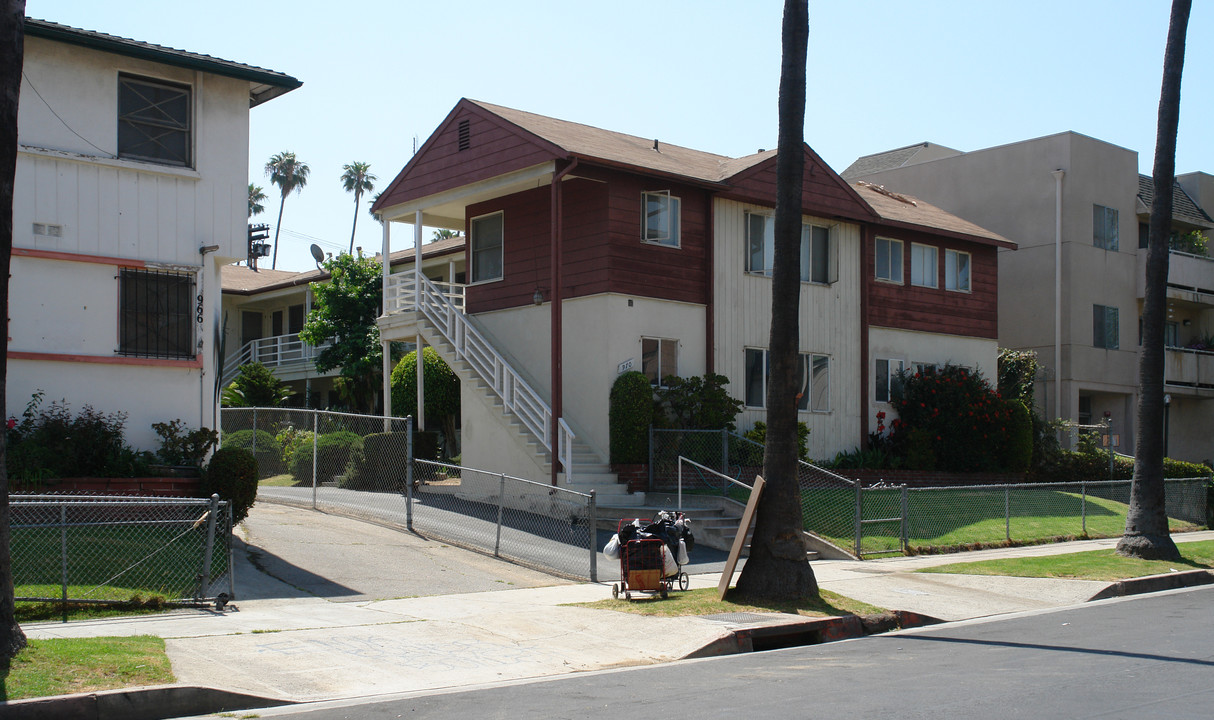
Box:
[197,494,220,600]
[226,505,236,603]
[1005,486,1011,542]
[405,416,414,531]
[648,425,655,493]
[60,504,68,621]
[721,428,728,474]
[495,474,506,557]
[589,490,598,583]
[312,410,319,510]
[1081,481,1087,536]
[900,485,909,553]
[252,408,257,459]
[853,481,862,559]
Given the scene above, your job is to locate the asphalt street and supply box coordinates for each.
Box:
[224,585,1214,720]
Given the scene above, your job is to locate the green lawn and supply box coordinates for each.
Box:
[2,636,174,701]
[574,587,884,618]
[918,539,1214,581]
[12,522,228,603]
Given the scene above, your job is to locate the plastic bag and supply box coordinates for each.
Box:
[677,538,689,565]
[663,546,678,576]
[604,534,621,560]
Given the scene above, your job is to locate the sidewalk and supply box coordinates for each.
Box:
[16,507,1214,714]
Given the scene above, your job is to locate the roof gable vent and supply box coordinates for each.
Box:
[458,119,471,151]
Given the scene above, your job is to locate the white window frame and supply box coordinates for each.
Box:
[910,243,938,288]
[875,358,904,403]
[641,337,679,387]
[641,191,681,247]
[875,236,903,284]
[744,347,830,412]
[945,248,971,292]
[1094,204,1120,251]
[469,211,504,284]
[745,213,836,285]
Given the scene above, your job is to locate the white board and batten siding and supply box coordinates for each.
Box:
[712,198,863,459]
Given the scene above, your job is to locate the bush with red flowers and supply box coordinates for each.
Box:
[889,364,1014,472]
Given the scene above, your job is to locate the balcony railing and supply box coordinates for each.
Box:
[1164,345,1214,393]
[221,333,332,386]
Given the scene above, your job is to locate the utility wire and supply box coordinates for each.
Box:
[22,70,114,157]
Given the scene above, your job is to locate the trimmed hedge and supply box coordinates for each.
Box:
[610,371,653,464]
[201,447,259,524]
[290,431,364,485]
[221,429,282,476]
[342,432,410,490]
[1000,400,1034,472]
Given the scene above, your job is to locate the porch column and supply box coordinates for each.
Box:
[415,210,425,433]
[381,216,391,418]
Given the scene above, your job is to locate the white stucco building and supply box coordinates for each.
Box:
[9,18,299,448]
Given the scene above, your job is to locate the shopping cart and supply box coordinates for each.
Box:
[612,535,671,600]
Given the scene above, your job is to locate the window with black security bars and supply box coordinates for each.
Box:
[118,75,192,167]
[119,269,195,359]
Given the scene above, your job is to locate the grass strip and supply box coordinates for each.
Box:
[918,539,1214,582]
[3,636,174,701]
[573,587,883,618]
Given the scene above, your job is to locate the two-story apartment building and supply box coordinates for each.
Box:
[845,133,1214,463]
[10,18,299,448]
[367,100,1012,501]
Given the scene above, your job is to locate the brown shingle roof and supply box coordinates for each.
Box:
[854,182,1015,249]
[1136,175,1214,228]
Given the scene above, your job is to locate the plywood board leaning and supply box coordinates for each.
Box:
[717,475,765,600]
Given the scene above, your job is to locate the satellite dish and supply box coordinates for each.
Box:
[309,243,325,267]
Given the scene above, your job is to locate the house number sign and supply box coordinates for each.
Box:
[196,294,205,324]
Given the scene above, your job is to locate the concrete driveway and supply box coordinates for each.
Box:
[236,502,571,603]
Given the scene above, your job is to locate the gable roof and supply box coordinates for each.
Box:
[25,17,301,107]
[1136,175,1214,229]
[854,182,1015,249]
[841,142,960,179]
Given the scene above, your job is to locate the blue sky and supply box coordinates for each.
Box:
[30,1,1213,272]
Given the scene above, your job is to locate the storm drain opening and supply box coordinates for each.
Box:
[750,627,824,652]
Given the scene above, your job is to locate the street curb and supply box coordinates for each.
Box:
[0,684,292,720]
[1088,569,1214,601]
[684,610,943,659]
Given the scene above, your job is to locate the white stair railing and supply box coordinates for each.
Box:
[386,270,574,479]
[221,333,333,386]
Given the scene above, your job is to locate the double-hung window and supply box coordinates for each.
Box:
[470,212,504,283]
[944,249,971,292]
[744,348,829,412]
[875,237,903,283]
[1093,304,1119,349]
[118,268,195,359]
[642,192,680,247]
[746,213,834,283]
[118,74,192,167]
[641,338,678,386]
[910,243,937,288]
[875,358,904,403]
[1094,205,1119,250]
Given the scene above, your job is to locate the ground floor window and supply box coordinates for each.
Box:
[875,358,904,403]
[745,348,829,412]
[118,268,195,359]
[641,337,678,386]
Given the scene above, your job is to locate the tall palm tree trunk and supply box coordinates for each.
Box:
[735,0,817,600]
[1117,0,1191,561]
[0,0,30,662]
[348,191,361,255]
[271,194,286,269]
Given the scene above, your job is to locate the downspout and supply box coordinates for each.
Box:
[859,224,871,442]
[1052,169,1065,423]
[705,193,715,374]
[381,216,392,419]
[550,158,578,486]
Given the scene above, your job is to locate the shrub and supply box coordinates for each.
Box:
[391,347,460,455]
[342,432,410,490]
[275,426,315,470]
[1000,400,1034,472]
[221,362,293,407]
[152,419,218,467]
[743,420,810,460]
[609,372,653,464]
[291,430,363,485]
[221,429,282,476]
[654,373,744,431]
[892,364,1013,472]
[201,447,259,524]
[6,392,153,480]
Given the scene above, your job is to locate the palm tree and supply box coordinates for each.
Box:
[431,228,462,242]
[368,191,383,224]
[265,151,310,269]
[248,183,267,217]
[341,161,376,255]
[0,0,29,663]
[1117,0,1191,561]
[734,0,817,600]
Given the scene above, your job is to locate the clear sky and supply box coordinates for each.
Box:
[29,1,1213,272]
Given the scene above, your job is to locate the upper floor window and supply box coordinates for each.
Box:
[641,337,679,386]
[1093,205,1119,251]
[875,237,903,283]
[470,212,503,283]
[744,348,830,412]
[118,75,191,167]
[746,213,835,283]
[910,243,937,288]
[1093,304,1119,349]
[875,358,904,403]
[642,192,680,247]
[118,268,195,359]
[945,249,971,292]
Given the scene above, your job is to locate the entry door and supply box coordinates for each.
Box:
[241,311,263,347]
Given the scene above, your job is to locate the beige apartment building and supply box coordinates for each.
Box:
[845,132,1214,463]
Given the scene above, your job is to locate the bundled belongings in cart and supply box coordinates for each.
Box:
[604,512,694,599]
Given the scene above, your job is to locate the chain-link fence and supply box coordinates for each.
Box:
[652,429,857,551]
[226,408,600,581]
[855,477,1209,557]
[11,494,233,609]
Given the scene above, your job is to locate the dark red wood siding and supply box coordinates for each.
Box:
[722,148,875,223]
[376,101,562,210]
[865,225,1000,339]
